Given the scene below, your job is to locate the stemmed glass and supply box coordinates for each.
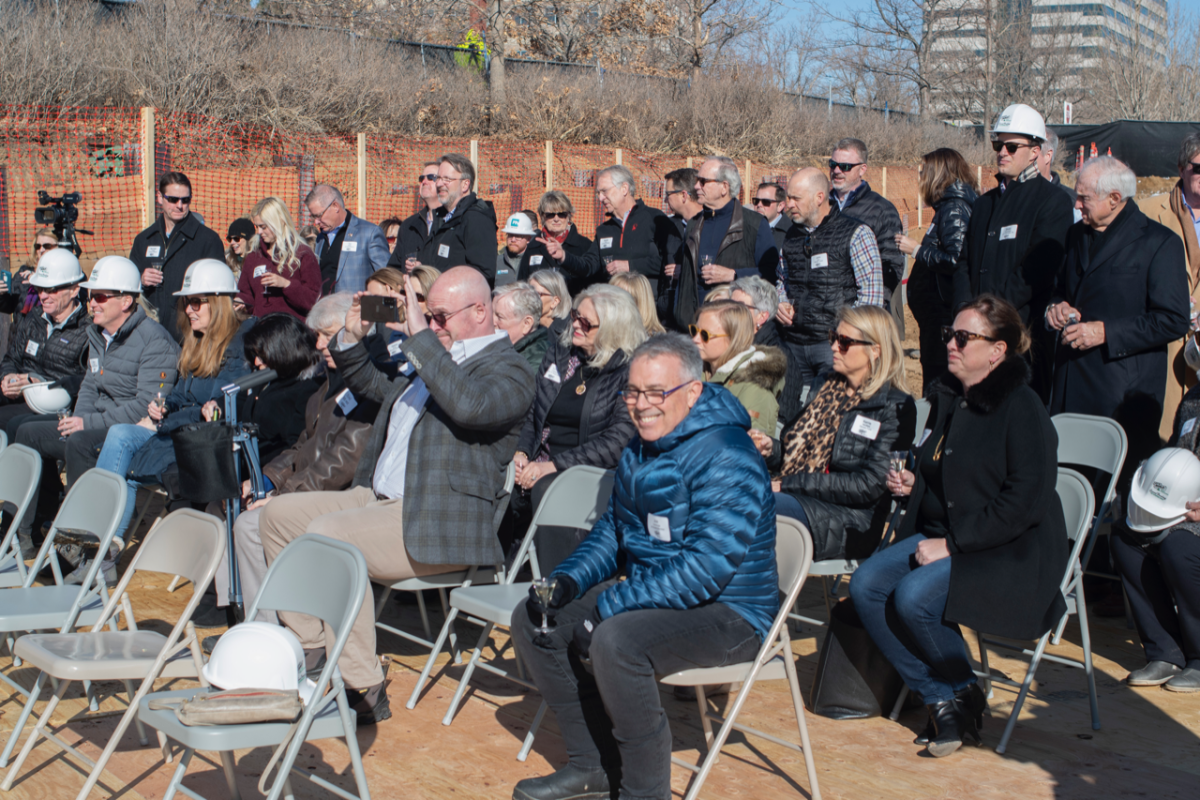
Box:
[889,451,908,497]
[56,407,69,441]
[532,576,559,635]
[152,392,167,416]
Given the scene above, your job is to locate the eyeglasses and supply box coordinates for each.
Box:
[418,173,439,183]
[226,235,246,243]
[828,330,873,351]
[688,324,728,343]
[828,160,863,173]
[620,380,696,406]
[162,195,191,205]
[385,236,398,243]
[435,174,463,185]
[665,189,685,199]
[399,290,426,303]
[35,285,74,295]
[33,243,58,252]
[309,200,333,220]
[940,326,998,348]
[542,211,570,220]
[571,308,599,334]
[695,177,726,187]
[425,303,475,328]
[992,141,1034,154]
[751,198,778,206]
[1187,162,1200,173]
[88,291,126,304]
[183,297,209,310]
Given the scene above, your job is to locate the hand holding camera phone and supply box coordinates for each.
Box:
[360,295,405,325]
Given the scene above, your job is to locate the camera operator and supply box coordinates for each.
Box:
[129,172,224,342]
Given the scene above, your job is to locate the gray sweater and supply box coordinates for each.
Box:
[75,306,180,429]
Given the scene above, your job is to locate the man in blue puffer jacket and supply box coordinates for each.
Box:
[512,333,778,800]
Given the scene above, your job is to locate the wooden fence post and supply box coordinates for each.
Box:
[881,166,888,200]
[977,165,983,190]
[615,148,623,166]
[686,157,693,168]
[356,133,367,219]
[545,141,553,190]
[745,159,753,204]
[469,140,479,193]
[140,107,156,228]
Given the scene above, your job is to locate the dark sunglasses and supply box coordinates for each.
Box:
[88,291,126,304]
[542,211,570,220]
[425,303,474,328]
[418,173,438,183]
[35,284,75,295]
[941,326,998,348]
[688,324,728,343]
[1187,161,1200,173]
[226,235,246,243]
[183,297,209,310]
[695,176,726,187]
[828,330,873,351]
[570,308,600,334]
[828,160,863,173]
[163,195,191,205]
[33,243,58,252]
[385,236,398,243]
[399,290,426,303]
[751,197,777,206]
[992,141,1034,154]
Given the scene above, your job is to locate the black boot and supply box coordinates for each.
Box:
[512,763,612,800]
[919,684,986,745]
[925,697,981,758]
[913,709,936,745]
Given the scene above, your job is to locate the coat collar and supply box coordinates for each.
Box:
[1074,201,1148,278]
[928,356,1029,414]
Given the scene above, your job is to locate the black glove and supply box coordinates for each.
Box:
[525,574,578,630]
[570,605,605,661]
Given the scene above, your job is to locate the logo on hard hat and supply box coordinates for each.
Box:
[509,218,519,228]
[35,264,49,277]
[1151,481,1170,501]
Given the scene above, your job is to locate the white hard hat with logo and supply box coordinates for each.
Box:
[505,213,536,237]
[1126,448,1200,534]
[81,256,143,293]
[174,259,239,297]
[991,103,1047,143]
[28,248,85,288]
[21,382,71,414]
[201,621,317,704]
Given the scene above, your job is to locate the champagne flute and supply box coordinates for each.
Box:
[57,406,70,441]
[532,576,559,635]
[152,391,166,416]
[889,451,908,497]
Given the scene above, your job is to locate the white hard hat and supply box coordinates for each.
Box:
[174,259,239,297]
[991,103,1047,142]
[201,622,317,704]
[28,248,85,289]
[20,382,71,414]
[504,213,536,237]
[81,256,143,293]
[1126,448,1200,533]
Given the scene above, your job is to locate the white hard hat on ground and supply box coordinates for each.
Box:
[991,103,1048,142]
[505,213,536,237]
[174,259,239,296]
[21,382,71,414]
[201,622,317,704]
[1126,448,1200,534]
[80,256,143,293]
[28,248,85,288]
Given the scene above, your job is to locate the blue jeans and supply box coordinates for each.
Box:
[773,491,810,529]
[848,534,975,704]
[96,424,157,540]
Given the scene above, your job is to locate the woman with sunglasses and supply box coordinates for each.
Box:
[237,197,322,321]
[690,301,785,435]
[0,228,58,327]
[529,268,572,328]
[895,149,978,384]
[362,265,439,375]
[378,217,402,254]
[522,191,597,295]
[224,218,255,280]
[850,294,1068,758]
[508,285,645,570]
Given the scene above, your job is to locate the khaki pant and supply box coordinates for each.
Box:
[258,485,462,688]
[213,505,278,624]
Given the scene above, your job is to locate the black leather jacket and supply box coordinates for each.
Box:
[909,181,977,318]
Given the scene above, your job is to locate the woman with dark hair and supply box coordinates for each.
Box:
[849,294,1068,758]
[379,217,403,254]
[225,218,254,280]
[895,149,978,383]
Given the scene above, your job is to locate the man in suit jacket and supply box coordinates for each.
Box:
[305,184,390,295]
[258,267,535,724]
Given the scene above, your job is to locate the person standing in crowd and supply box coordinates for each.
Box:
[224,218,254,281]
[610,272,666,336]
[389,161,443,272]
[593,165,677,295]
[511,285,644,570]
[304,183,389,295]
[896,149,978,384]
[493,281,550,371]
[731,275,782,349]
[777,167,884,425]
[525,191,597,296]
[379,217,402,254]
[755,181,793,252]
[512,333,777,800]
[671,156,777,331]
[497,212,538,287]
[238,197,322,321]
[661,167,705,324]
[529,269,572,329]
[421,153,499,282]
[691,300,786,435]
[752,305,912,560]
[129,172,225,342]
[1040,129,1079,214]
[852,294,1067,758]
[0,227,56,340]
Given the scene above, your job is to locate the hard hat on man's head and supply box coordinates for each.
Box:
[28,248,84,288]
[991,104,1047,143]
[81,256,143,293]
[505,213,536,237]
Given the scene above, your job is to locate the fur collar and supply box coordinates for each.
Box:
[713,345,788,391]
[927,356,1029,414]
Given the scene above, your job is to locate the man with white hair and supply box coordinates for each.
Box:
[1046,155,1189,426]
[493,281,549,370]
[593,165,678,295]
[304,183,390,295]
[730,275,782,348]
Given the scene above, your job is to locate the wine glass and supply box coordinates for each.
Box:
[152,392,166,416]
[531,576,559,635]
[889,451,908,496]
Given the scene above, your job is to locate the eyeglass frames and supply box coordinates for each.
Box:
[425,303,475,328]
[162,195,191,205]
[619,381,696,406]
[940,326,998,348]
[570,308,599,334]
[542,211,570,220]
[751,197,778,206]
[828,330,873,351]
[688,324,728,344]
[33,243,58,252]
[828,160,863,173]
[992,141,1034,154]
[417,173,439,183]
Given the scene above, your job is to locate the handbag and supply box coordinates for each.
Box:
[147,688,302,726]
[170,421,239,503]
[809,597,908,719]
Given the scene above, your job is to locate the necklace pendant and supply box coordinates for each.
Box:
[575,384,587,395]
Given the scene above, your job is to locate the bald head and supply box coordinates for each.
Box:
[786,167,831,228]
[425,266,496,349]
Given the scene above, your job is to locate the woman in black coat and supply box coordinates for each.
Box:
[896,149,978,384]
[520,191,598,296]
[751,305,915,562]
[849,294,1068,758]
[509,284,646,569]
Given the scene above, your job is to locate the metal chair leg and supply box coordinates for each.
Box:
[406,607,461,710]
[995,632,1050,755]
[220,750,243,800]
[442,623,494,726]
[517,700,548,762]
[0,671,48,768]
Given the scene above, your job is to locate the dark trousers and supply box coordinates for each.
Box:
[914,315,949,388]
[15,421,107,533]
[0,403,48,441]
[1112,528,1200,668]
[513,581,761,800]
[778,339,833,426]
[504,471,590,574]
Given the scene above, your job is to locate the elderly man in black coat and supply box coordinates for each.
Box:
[1047,157,1190,440]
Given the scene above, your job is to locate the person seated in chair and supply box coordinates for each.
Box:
[512,333,777,800]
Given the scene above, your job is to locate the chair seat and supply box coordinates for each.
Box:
[808,559,859,576]
[14,631,198,681]
[390,567,497,592]
[139,686,349,750]
[449,582,530,626]
[659,653,788,686]
[0,585,106,631]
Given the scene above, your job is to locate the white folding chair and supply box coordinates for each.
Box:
[0,509,224,798]
[0,444,44,588]
[660,515,821,800]
[138,534,372,800]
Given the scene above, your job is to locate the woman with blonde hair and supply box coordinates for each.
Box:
[237,197,322,320]
[750,304,915,561]
[529,268,572,328]
[610,272,666,335]
[691,300,786,435]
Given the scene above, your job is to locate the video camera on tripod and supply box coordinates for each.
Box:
[34,191,92,256]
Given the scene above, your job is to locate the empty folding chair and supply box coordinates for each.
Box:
[137,533,372,800]
[0,444,44,589]
[0,509,224,799]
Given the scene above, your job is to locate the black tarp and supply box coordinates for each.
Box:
[1051,121,1200,178]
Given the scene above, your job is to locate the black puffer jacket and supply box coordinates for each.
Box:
[420,193,499,284]
[0,303,90,398]
[519,225,598,296]
[907,181,977,323]
[829,183,904,290]
[767,372,915,561]
[515,320,636,471]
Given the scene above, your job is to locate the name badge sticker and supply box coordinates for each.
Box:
[529,255,544,266]
[89,358,99,373]
[599,237,613,250]
[145,246,161,258]
[850,415,881,440]
[810,253,829,269]
[646,514,672,543]
[342,240,358,252]
[336,388,358,415]
[25,341,39,357]
[387,339,405,358]
[917,428,933,447]
[544,364,561,383]
[437,244,451,258]
[1182,417,1198,437]
[253,265,268,278]
[1000,225,1018,241]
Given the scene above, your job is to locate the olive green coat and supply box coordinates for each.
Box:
[708,345,787,435]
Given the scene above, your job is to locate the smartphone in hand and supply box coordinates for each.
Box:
[360,295,405,324]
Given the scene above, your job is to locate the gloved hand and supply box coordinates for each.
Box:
[525,574,578,631]
[571,605,605,661]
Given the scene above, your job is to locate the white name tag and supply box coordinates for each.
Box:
[253,265,267,278]
[1183,417,1197,437]
[1000,225,1018,241]
[850,414,881,440]
[918,428,933,447]
[544,363,561,383]
[89,358,99,373]
[25,340,39,356]
[387,339,405,357]
[529,255,543,266]
[646,513,672,543]
[342,240,358,252]
[437,244,451,258]
[600,237,613,250]
[810,253,829,269]
[145,246,161,258]
[336,388,358,415]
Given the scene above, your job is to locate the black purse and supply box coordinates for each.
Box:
[809,597,908,719]
[170,422,239,503]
